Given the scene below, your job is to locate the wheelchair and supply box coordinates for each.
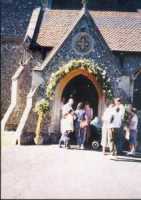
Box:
[90,117,102,150]
[89,118,102,150]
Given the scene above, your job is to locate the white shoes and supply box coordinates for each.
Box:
[127,150,135,155]
[80,145,84,150]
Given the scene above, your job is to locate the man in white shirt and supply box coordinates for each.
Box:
[108,105,124,156]
[114,98,125,120]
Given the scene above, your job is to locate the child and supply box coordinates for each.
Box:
[59,109,74,149]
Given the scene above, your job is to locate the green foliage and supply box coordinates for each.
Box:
[46,59,113,109]
[34,98,49,116]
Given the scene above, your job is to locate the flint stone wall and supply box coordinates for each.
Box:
[41,14,121,98]
[1,43,23,119]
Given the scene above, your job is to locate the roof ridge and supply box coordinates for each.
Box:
[34,8,89,71]
[43,9,141,16]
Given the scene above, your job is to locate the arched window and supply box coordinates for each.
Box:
[133,70,141,110]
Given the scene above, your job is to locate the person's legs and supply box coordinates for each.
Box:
[117,127,124,154]
[86,125,91,145]
[113,128,119,156]
[128,144,135,155]
[79,128,83,146]
[128,130,137,154]
[79,128,84,149]
[102,146,106,154]
[82,127,87,146]
[77,128,81,148]
[101,126,108,154]
[65,131,71,149]
[108,128,113,153]
[109,128,114,154]
[59,138,62,147]
[80,128,87,149]
[109,128,118,156]
[59,134,65,147]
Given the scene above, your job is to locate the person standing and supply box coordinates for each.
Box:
[62,98,74,117]
[75,102,88,150]
[59,109,74,149]
[114,97,125,154]
[128,108,138,155]
[85,102,93,146]
[108,106,124,156]
[59,98,74,148]
[123,104,133,148]
[101,103,114,155]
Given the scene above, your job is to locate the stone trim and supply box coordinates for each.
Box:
[1,66,24,134]
[16,87,38,144]
[24,7,44,45]
[49,68,105,133]
[12,65,24,80]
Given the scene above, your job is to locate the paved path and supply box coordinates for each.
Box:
[2,145,141,199]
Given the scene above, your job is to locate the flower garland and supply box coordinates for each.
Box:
[46,59,113,108]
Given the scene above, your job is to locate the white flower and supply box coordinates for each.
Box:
[102,70,106,75]
[64,68,69,73]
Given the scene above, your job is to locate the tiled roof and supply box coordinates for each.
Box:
[35,9,141,52]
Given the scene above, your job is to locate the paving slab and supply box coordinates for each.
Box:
[1,145,141,199]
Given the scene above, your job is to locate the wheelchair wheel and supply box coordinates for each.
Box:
[92,140,100,150]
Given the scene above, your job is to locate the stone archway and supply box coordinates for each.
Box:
[49,68,106,134]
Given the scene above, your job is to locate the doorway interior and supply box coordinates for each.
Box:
[61,74,99,145]
[62,74,98,115]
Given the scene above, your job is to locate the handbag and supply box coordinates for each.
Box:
[80,120,88,128]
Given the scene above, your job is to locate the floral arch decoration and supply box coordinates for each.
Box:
[46,59,113,109]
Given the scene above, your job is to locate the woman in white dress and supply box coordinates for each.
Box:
[101,103,114,154]
[59,109,74,148]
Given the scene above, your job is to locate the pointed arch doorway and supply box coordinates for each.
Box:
[62,74,98,114]
[49,68,106,134]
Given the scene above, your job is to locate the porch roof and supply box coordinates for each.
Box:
[29,9,141,52]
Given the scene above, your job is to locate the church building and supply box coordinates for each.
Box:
[1,0,141,149]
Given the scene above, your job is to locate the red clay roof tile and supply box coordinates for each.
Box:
[31,9,141,52]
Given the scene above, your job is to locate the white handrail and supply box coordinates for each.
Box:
[15,87,38,144]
